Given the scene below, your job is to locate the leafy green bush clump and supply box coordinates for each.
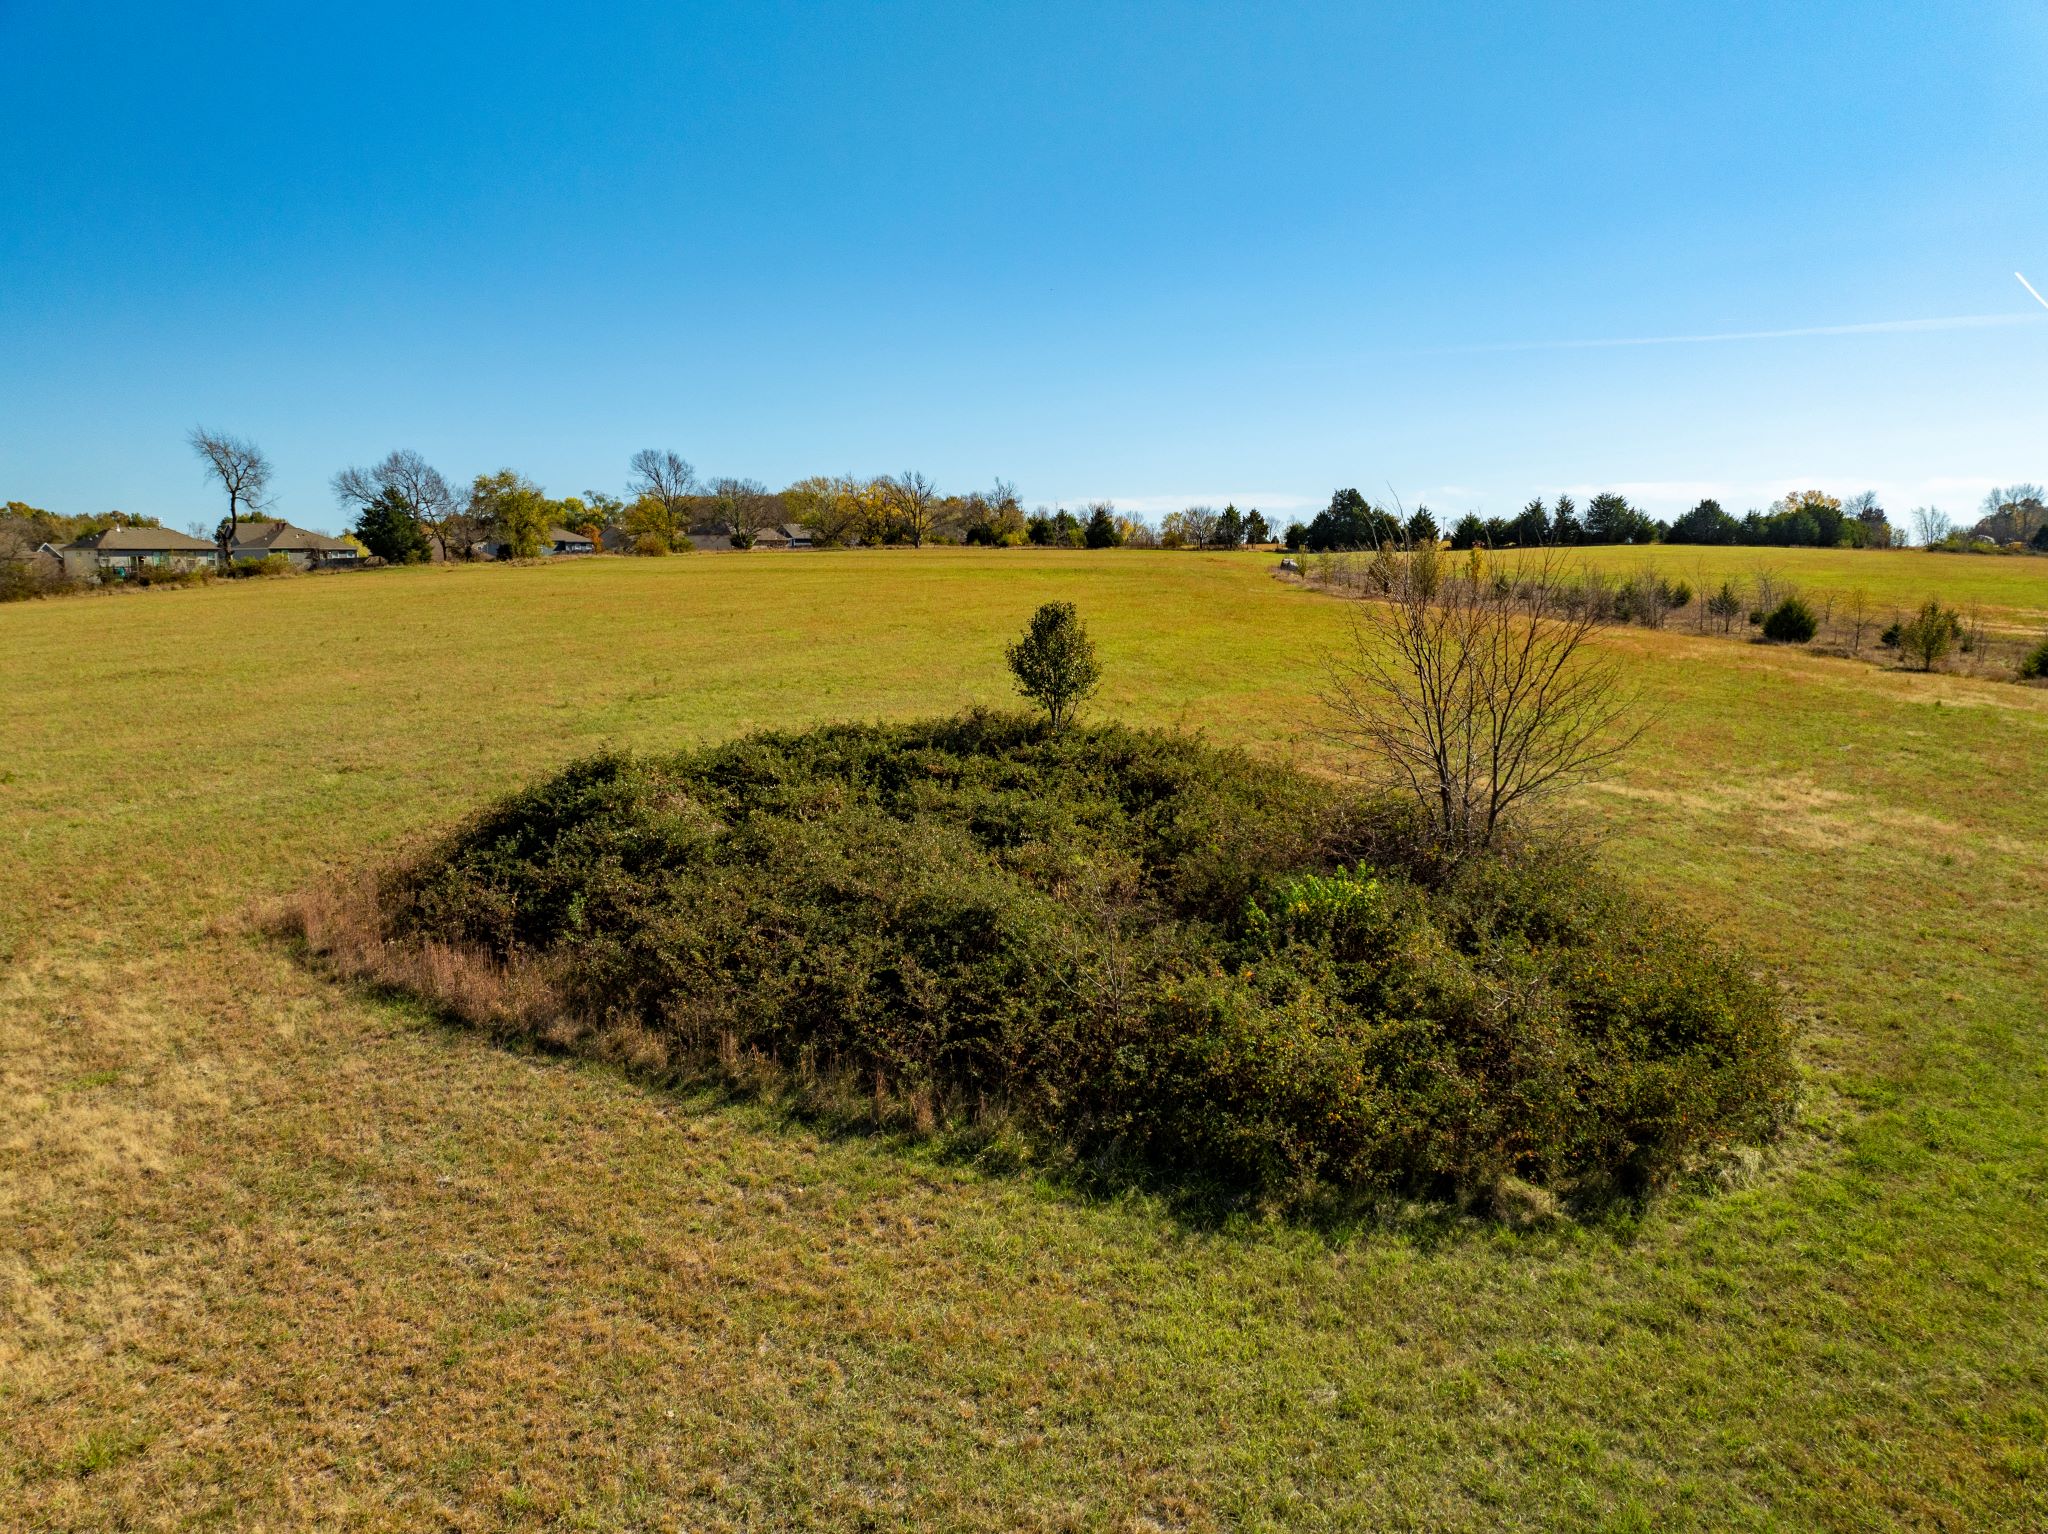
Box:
[2020,635,2048,681]
[1761,596,1818,643]
[369,713,1794,1205]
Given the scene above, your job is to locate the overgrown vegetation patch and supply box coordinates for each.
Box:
[291,712,1795,1209]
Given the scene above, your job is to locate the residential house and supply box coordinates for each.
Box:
[228,521,362,569]
[476,527,599,559]
[688,523,819,552]
[56,525,221,580]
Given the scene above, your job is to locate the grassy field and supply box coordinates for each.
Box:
[1551,543,2048,630]
[5,549,2046,1530]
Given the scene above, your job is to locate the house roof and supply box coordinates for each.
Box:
[64,524,218,553]
[231,521,357,553]
[548,527,594,544]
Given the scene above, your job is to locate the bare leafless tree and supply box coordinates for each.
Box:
[333,449,457,557]
[440,486,489,561]
[708,476,779,543]
[1841,587,1874,655]
[1322,543,1646,858]
[629,449,697,523]
[882,470,939,547]
[189,427,273,559]
[1910,506,1954,547]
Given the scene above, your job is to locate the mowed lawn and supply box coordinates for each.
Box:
[4,550,2046,1531]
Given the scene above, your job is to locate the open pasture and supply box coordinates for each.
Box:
[4,550,2045,1530]
[1551,542,2048,629]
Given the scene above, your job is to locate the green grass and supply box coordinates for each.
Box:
[1555,542,2048,627]
[4,550,2046,1529]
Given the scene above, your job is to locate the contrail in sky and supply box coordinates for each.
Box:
[1436,311,2041,355]
[2018,272,2048,311]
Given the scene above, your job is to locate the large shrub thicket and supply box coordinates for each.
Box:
[358,714,1795,1205]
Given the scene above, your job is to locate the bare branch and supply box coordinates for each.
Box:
[1320,542,1646,858]
[189,426,273,554]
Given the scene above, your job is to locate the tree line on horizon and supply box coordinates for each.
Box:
[1284,485,2048,555]
[324,447,1288,561]
[324,452,2048,563]
[8,429,2048,585]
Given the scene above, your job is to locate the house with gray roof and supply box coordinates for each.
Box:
[56,524,221,580]
[228,521,361,569]
[688,523,819,552]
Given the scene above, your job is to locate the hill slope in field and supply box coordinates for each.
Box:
[3,550,2044,1530]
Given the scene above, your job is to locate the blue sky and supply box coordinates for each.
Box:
[4,1,2045,534]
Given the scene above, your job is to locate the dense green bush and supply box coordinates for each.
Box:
[373,713,1795,1205]
[1761,596,1818,643]
[2019,635,2048,681]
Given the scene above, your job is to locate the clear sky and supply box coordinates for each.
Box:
[4,1,2045,535]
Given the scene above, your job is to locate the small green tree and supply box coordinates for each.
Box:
[1761,596,1817,643]
[1006,602,1101,730]
[353,486,431,564]
[1896,599,1961,671]
[1084,504,1122,548]
[1705,580,1743,633]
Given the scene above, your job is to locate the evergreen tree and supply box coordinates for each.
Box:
[1404,507,1439,544]
[353,485,431,564]
[1508,497,1550,546]
[1304,488,1400,550]
[1585,493,1640,544]
[1084,504,1122,548]
[1215,503,1244,547]
[1667,498,1739,545]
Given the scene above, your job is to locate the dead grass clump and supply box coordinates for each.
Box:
[270,881,578,1048]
